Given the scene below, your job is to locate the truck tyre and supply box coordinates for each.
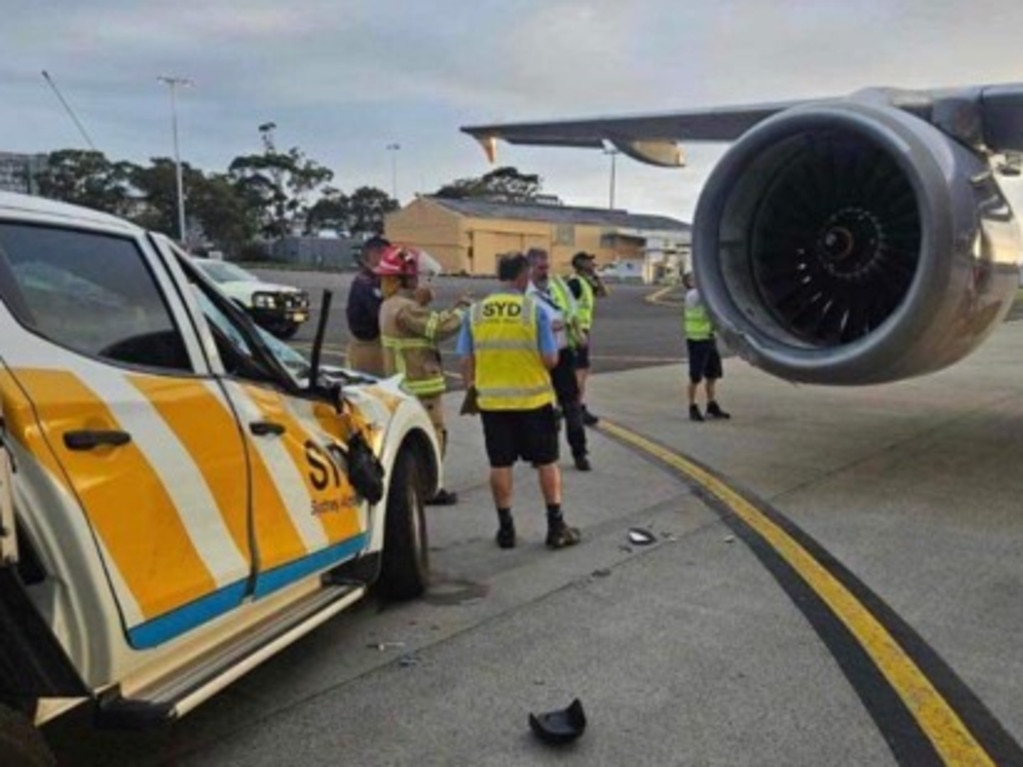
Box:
[379,449,429,599]
[0,703,55,767]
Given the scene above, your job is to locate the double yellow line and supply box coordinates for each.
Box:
[601,419,998,766]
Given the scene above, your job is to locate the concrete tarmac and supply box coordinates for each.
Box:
[46,318,1023,765]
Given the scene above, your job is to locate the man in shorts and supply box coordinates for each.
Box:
[683,271,731,422]
[457,252,582,550]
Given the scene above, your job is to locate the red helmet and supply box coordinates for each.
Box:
[373,245,419,277]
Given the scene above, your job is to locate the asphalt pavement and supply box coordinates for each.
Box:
[43,275,1023,766]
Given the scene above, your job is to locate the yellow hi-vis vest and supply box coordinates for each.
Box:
[568,274,595,331]
[470,293,555,411]
[684,291,714,341]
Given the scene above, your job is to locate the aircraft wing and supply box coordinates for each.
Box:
[462,99,807,167]
[462,84,1023,167]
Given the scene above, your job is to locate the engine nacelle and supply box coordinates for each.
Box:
[692,99,1021,384]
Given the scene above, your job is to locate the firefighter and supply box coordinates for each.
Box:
[376,245,469,505]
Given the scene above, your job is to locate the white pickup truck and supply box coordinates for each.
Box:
[0,191,442,764]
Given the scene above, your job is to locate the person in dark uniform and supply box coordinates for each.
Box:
[345,235,390,376]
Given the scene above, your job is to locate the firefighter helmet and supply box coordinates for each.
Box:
[373,245,418,277]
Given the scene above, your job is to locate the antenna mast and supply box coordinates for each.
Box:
[41,70,97,151]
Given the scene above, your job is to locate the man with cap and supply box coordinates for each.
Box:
[566,251,608,426]
[345,235,390,376]
[526,247,591,472]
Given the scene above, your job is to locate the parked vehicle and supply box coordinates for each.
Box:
[0,191,442,764]
[596,260,644,282]
[192,258,310,339]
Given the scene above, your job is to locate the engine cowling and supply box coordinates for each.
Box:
[691,99,1021,384]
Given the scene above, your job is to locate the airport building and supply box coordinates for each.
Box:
[384,196,690,282]
[0,152,48,195]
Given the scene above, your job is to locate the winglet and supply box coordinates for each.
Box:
[475,135,498,164]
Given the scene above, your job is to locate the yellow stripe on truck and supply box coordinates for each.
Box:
[0,369,68,490]
[12,369,216,619]
[127,375,251,563]
[242,385,361,545]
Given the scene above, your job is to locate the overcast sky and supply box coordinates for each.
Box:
[4,0,1023,221]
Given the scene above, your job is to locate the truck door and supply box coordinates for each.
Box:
[0,222,253,649]
[182,271,369,599]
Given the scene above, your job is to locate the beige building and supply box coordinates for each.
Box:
[384,196,690,280]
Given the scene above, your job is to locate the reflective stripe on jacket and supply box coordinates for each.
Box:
[470,293,555,411]
[380,292,463,397]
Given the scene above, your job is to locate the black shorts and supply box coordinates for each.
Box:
[574,344,590,370]
[481,405,559,468]
[686,338,723,383]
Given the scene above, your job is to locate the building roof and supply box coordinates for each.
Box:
[425,196,690,232]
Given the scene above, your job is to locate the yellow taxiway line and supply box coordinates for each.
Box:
[600,418,996,767]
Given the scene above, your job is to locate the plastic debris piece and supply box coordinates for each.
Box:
[367,641,406,651]
[628,527,657,546]
[724,535,735,543]
[529,698,587,745]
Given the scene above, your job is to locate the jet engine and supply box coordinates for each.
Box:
[691,99,1021,384]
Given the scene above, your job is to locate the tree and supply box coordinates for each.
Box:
[129,158,205,237]
[347,186,399,235]
[228,123,334,239]
[304,186,351,235]
[189,174,258,256]
[434,166,551,204]
[35,149,137,216]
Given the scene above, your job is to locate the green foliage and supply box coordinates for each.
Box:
[32,139,555,259]
[348,186,399,234]
[434,166,549,203]
[36,150,137,216]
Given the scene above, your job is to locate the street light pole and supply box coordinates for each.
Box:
[386,143,401,201]
[604,148,618,209]
[158,75,193,244]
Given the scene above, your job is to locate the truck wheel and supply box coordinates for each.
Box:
[0,704,55,767]
[379,449,429,599]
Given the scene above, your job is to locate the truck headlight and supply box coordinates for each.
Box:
[252,292,277,308]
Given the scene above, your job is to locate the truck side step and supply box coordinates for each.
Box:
[96,582,365,728]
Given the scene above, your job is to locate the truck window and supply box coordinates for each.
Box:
[0,223,190,371]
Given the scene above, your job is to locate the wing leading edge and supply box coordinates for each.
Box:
[462,83,1023,166]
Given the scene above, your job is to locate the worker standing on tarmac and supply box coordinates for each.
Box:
[345,235,390,376]
[526,248,591,471]
[377,245,469,505]
[566,251,608,426]
[683,271,731,422]
[456,252,582,550]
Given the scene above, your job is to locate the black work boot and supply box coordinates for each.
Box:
[689,404,704,422]
[426,488,459,505]
[546,518,582,549]
[582,406,600,426]
[573,454,592,472]
[707,401,731,419]
[496,523,517,549]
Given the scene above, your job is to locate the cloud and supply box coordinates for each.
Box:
[5,0,1023,220]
